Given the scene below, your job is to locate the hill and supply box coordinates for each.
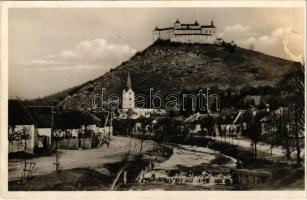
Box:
[25,40,295,109]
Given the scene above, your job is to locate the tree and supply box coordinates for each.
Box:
[249,43,255,51]
[137,116,153,158]
[287,62,304,165]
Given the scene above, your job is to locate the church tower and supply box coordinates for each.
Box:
[122,72,135,109]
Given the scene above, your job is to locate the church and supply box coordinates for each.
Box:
[121,72,166,118]
[153,19,218,44]
[122,72,135,110]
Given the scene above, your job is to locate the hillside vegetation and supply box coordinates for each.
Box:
[25,40,295,109]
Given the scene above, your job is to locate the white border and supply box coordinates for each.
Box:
[1,1,306,200]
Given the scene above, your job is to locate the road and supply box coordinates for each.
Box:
[8,136,155,181]
[205,136,287,161]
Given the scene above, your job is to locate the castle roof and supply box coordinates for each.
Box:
[201,25,216,28]
[173,33,213,36]
[175,27,201,30]
[155,27,173,31]
[155,20,216,32]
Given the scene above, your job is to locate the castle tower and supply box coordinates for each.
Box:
[122,72,135,109]
[174,19,181,29]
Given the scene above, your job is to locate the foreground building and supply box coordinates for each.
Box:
[8,100,38,154]
[8,100,104,153]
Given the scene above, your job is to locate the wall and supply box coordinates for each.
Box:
[174,29,201,34]
[98,126,113,137]
[153,29,173,41]
[57,138,79,149]
[9,125,36,154]
[171,34,216,44]
[122,88,135,109]
[37,128,52,147]
[201,27,216,35]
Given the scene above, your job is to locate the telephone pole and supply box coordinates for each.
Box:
[49,99,60,174]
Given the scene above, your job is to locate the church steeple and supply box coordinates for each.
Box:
[126,72,132,89]
[122,71,135,109]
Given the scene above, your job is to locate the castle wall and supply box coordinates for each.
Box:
[174,29,201,34]
[153,29,173,41]
[170,34,216,44]
[201,27,216,35]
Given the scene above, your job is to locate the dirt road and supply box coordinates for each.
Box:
[9,136,154,181]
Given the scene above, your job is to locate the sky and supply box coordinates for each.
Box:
[9,7,305,99]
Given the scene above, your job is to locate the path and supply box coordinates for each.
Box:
[8,136,154,181]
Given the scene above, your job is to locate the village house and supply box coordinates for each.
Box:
[215,112,243,138]
[215,106,271,139]
[93,111,113,138]
[183,112,219,136]
[258,106,287,136]
[9,100,103,153]
[8,100,38,154]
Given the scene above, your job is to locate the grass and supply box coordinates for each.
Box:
[9,168,112,191]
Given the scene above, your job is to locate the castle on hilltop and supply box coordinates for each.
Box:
[153,19,218,44]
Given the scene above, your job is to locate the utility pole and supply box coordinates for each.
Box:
[108,110,113,144]
[249,105,257,159]
[49,99,60,174]
[22,127,28,182]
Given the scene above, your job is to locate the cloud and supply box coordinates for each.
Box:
[235,27,303,62]
[282,32,304,62]
[225,24,250,33]
[31,59,64,65]
[15,38,137,72]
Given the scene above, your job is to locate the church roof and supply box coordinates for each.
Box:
[126,72,132,89]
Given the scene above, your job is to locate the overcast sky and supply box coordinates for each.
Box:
[9,7,304,99]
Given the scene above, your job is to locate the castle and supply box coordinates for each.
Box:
[153,19,217,44]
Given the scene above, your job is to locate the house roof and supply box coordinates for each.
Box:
[217,112,240,124]
[9,100,36,126]
[259,108,285,122]
[26,106,52,128]
[26,107,101,129]
[61,110,101,126]
[184,112,219,124]
[9,101,101,129]
[254,110,269,122]
[93,112,110,127]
